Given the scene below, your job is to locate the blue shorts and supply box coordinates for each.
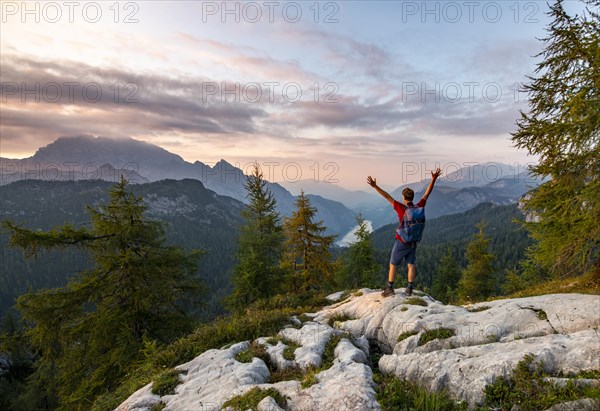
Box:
[390,239,417,266]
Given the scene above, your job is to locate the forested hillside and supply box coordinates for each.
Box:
[0,179,244,320]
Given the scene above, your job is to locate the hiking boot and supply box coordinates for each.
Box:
[403,286,413,296]
[381,286,395,298]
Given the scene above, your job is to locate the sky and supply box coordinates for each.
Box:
[0,0,590,189]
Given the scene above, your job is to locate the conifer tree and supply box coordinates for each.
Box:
[512,0,599,278]
[337,214,379,288]
[431,248,462,304]
[2,178,203,410]
[281,191,336,292]
[458,224,497,302]
[227,165,284,311]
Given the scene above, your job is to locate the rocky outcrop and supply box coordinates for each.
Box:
[117,290,600,410]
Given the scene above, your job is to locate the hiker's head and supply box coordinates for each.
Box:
[402,188,414,203]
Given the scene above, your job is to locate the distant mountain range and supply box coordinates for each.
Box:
[0,136,355,236]
[283,163,543,229]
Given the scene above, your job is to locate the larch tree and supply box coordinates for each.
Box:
[458,224,497,302]
[337,214,379,289]
[431,248,462,304]
[512,0,599,278]
[2,178,203,410]
[227,165,284,311]
[281,191,336,292]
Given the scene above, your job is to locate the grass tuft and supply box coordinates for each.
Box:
[467,305,491,312]
[418,328,455,346]
[484,353,600,410]
[405,297,428,307]
[282,338,301,361]
[375,373,466,411]
[397,331,419,342]
[222,387,286,411]
[235,341,268,364]
[151,369,182,396]
[327,313,355,327]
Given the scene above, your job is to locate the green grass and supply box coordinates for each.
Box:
[467,305,491,312]
[400,306,408,311]
[375,373,467,411]
[327,313,355,327]
[222,387,286,411]
[353,291,364,297]
[297,314,313,323]
[150,402,166,411]
[235,341,269,364]
[405,297,428,306]
[151,369,182,396]
[537,309,548,321]
[282,339,301,361]
[320,332,353,371]
[91,293,331,411]
[269,365,305,383]
[484,353,600,410]
[418,328,455,346]
[397,331,419,342]
[504,272,600,299]
[301,366,319,388]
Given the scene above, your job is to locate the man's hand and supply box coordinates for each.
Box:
[367,176,394,205]
[423,168,442,201]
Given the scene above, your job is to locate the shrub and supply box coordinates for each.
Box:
[235,341,269,364]
[151,369,182,396]
[484,353,600,410]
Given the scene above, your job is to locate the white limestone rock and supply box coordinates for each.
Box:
[117,292,600,411]
[278,322,334,369]
[379,329,600,405]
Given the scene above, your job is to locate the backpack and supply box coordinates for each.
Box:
[396,205,426,243]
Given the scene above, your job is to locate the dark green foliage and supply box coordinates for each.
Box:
[0,179,244,322]
[459,224,497,302]
[320,333,347,371]
[370,203,532,293]
[282,339,301,360]
[418,328,455,346]
[151,369,182,396]
[484,353,600,410]
[3,178,203,410]
[512,0,600,279]
[150,403,166,411]
[327,313,355,327]
[281,191,336,292]
[397,331,419,342]
[235,341,269,364]
[431,249,462,304]
[336,214,381,289]
[227,166,284,311]
[375,373,466,411]
[301,366,319,388]
[222,387,286,411]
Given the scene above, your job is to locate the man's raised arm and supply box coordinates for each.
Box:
[367,176,395,206]
[422,168,442,201]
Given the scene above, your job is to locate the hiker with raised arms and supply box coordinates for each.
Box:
[367,168,442,297]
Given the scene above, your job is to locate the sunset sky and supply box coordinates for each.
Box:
[0,1,588,188]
